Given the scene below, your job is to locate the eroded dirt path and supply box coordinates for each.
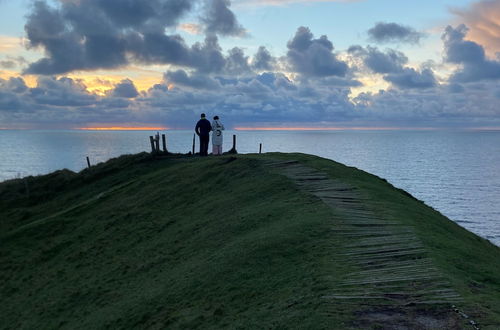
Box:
[266,159,463,329]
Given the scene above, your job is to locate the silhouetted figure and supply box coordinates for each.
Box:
[211,115,225,156]
[195,113,212,156]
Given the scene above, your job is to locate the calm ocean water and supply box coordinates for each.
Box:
[1,129,499,246]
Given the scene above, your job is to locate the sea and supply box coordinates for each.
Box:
[1,129,499,246]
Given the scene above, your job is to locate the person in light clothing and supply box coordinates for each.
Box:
[211,115,225,155]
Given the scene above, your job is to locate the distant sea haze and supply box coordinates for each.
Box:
[1,129,499,246]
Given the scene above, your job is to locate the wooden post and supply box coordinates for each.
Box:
[192,134,196,155]
[155,132,160,152]
[259,143,262,154]
[86,156,91,168]
[228,134,237,154]
[162,134,167,153]
[149,136,156,153]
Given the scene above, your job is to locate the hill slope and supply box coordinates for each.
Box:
[1,153,499,329]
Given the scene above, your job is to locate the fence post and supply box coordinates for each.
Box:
[259,143,262,154]
[162,134,167,153]
[154,132,160,152]
[192,134,196,155]
[149,136,156,153]
[86,156,91,168]
[228,134,237,154]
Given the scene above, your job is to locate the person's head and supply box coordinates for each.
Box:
[213,115,219,120]
[200,113,206,118]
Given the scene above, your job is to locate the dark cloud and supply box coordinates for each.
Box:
[0,76,139,126]
[349,45,435,89]
[0,77,28,94]
[384,68,437,89]
[0,56,28,69]
[128,32,191,67]
[2,72,500,128]
[110,79,139,98]
[29,77,97,106]
[94,0,192,30]
[443,24,500,83]
[252,46,275,71]
[368,22,423,44]
[23,0,250,75]
[0,91,22,112]
[287,26,348,77]
[202,0,246,37]
[354,81,500,126]
[164,69,221,90]
[349,46,407,74]
[320,76,363,87]
[188,35,226,73]
[224,47,251,75]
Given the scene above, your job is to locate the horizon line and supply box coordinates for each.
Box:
[1,126,500,131]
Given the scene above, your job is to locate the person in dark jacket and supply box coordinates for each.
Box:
[195,113,212,156]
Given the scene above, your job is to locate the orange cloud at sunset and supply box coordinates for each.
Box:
[451,0,500,57]
[178,23,202,35]
[0,70,37,87]
[0,36,23,53]
[66,69,164,96]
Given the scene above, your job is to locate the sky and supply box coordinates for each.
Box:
[0,0,499,129]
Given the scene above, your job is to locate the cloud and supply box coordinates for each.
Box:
[178,23,202,35]
[450,0,500,57]
[202,0,246,37]
[109,79,139,98]
[0,36,23,53]
[286,26,348,77]
[348,45,407,74]
[224,47,251,75]
[251,46,275,71]
[384,68,437,89]
[188,35,227,73]
[0,77,28,93]
[22,0,249,75]
[349,45,436,89]
[354,81,500,126]
[443,24,500,83]
[0,61,16,69]
[4,15,500,129]
[164,69,222,89]
[367,22,423,44]
[233,0,361,7]
[0,56,28,70]
[2,71,500,128]
[29,76,98,106]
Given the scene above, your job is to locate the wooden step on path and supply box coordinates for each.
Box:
[264,159,462,306]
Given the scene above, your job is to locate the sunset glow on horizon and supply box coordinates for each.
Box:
[234,127,438,131]
[77,127,168,131]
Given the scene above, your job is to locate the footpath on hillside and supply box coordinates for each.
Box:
[265,159,467,329]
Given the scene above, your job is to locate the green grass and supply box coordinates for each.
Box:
[268,153,500,328]
[1,152,499,329]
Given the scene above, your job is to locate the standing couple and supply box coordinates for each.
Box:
[195,113,225,156]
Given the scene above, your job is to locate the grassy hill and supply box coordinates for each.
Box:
[1,153,499,329]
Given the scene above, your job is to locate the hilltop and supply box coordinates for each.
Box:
[1,153,499,329]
